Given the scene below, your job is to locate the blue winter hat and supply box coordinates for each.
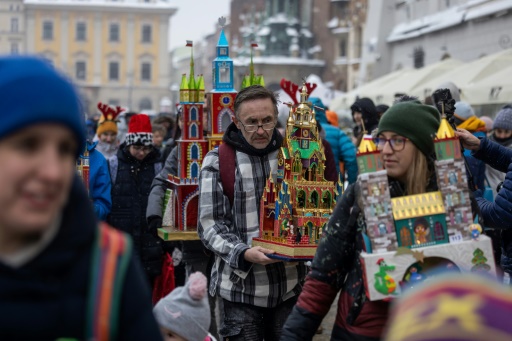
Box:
[0,55,85,154]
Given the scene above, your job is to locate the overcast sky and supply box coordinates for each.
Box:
[168,0,231,50]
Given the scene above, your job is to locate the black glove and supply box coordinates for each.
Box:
[147,215,163,232]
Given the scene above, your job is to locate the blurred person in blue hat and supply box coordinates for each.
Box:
[0,55,161,340]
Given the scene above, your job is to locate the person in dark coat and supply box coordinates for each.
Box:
[108,114,163,285]
[0,55,161,341]
[282,101,441,341]
[456,128,512,282]
[350,97,380,144]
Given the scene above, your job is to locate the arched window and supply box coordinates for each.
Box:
[190,123,198,138]
[310,191,319,208]
[190,107,198,121]
[400,227,412,247]
[190,163,199,179]
[190,144,199,159]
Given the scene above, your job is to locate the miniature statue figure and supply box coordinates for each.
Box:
[470,223,482,240]
[414,218,430,245]
[378,223,387,235]
[374,259,396,295]
[295,226,302,244]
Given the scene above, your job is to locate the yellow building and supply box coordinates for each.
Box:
[24,0,176,114]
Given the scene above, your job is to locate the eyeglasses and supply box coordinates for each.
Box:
[373,136,409,152]
[238,119,276,133]
[131,145,153,153]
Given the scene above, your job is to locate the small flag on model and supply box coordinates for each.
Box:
[186,40,193,47]
[251,42,258,48]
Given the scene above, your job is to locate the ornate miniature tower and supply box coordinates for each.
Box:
[434,116,472,239]
[356,135,396,253]
[160,41,209,237]
[207,17,237,150]
[252,80,339,260]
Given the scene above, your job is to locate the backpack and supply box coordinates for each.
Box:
[86,222,132,341]
[218,143,236,207]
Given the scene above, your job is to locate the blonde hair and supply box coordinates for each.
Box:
[404,147,431,195]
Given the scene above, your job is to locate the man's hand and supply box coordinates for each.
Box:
[244,246,281,265]
[147,215,163,231]
[455,128,481,151]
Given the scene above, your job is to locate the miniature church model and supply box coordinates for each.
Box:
[358,116,496,301]
[251,81,341,260]
[158,41,209,240]
[206,17,237,150]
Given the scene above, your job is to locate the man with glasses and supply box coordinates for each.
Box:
[198,85,307,341]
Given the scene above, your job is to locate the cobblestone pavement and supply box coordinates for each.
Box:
[312,293,339,340]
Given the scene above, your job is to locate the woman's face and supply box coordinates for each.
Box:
[0,124,77,238]
[377,131,415,182]
[353,111,362,125]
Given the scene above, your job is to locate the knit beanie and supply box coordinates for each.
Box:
[153,272,210,341]
[454,101,475,122]
[480,116,494,131]
[0,55,85,154]
[125,114,153,146]
[377,101,440,157]
[96,102,121,136]
[493,108,512,131]
[384,273,512,341]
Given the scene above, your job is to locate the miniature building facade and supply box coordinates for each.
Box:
[252,83,340,259]
[357,117,496,301]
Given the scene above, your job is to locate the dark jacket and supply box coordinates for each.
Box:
[472,138,512,274]
[0,177,162,341]
[351,97,379,139]
[282,177,438,340]
[108,144,163,278]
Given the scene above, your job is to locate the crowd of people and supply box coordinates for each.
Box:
[2,53,512,341]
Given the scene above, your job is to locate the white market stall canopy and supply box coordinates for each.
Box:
[331,48,512,112]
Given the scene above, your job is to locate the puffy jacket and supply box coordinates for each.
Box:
[83,141,111,220]
[0,177,162,340]
[108,145,161,246]
[310,97,358,183]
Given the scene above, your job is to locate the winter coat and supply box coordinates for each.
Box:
[147,146,178,220]
[310,97,358,183]
[108,144,162,253]
[282,177,438,341]
[83,141,111,220]
[486,134,512,197]
[472,138,512,274]
[0,177,162,340]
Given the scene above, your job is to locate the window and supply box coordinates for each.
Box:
[76,22,86,41]
[43,21,53,40]
[413,46,425,69]
[11,18,18,33]
[141,62,151,81]
[142,25,152,43]
[109,23,119,42]
[76,61,86,80]
[109,61,119,80]
[10,42,19,54]
[339,37,346,57]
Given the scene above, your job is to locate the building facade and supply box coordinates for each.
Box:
[0,0,25,55]
[24,0,176,115]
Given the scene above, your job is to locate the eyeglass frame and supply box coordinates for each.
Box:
[131,145,153,153]
[373,136,410,152]
[237,117,277,133]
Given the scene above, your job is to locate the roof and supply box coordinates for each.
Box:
[217,29,229,47]
[391,191,445,220]
[24,0,176,13]
[358,134,378,153]
[436,118,456,140]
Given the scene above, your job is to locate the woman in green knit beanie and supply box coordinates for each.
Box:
[376,100,440,195]
[282,100,442,340]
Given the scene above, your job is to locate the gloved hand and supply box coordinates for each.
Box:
[147,215,163,232]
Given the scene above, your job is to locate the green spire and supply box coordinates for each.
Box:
[179,74,189,103]
[257,75,265,87]
[188,45,197,102]
[197,74,205,103]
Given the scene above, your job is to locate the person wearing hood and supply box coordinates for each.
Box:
[453,101,487,191]
[486,107,512,196]
[198,85,306,341]
[350,97,380,144]
[0,55,161,340]
[78,140,112,220]
[310,97,358,184]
